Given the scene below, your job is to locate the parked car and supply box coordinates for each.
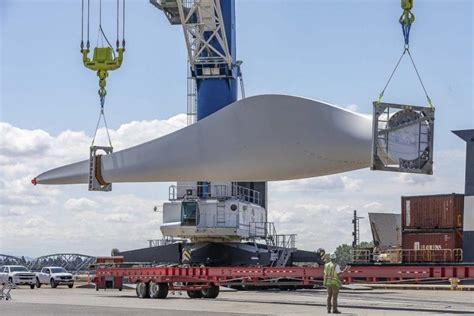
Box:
[0,265,36,289]
[35,267,74,288]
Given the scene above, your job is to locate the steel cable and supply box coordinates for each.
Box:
[116,0,119,48]
[122,0,126,47]
[91,98,113,147]
[87,0,90,49]
[407,50,433,107]
[377,49,407,102]
[81,0,84,49]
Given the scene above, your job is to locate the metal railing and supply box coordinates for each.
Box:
[351,248,463,263]
[351,249,373,263]
[249,222,274,239]
[273,234,297,250]
[148,237,186,247]
[402,248,463,263]
[169,184,227,200]
[169,183,262,205]
[249,222,296,249]
[231,183,261,205]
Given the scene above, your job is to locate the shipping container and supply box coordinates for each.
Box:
[402,230,463,262]
[401,194,464,230]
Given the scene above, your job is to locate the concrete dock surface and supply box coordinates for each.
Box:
[1,286,473,315]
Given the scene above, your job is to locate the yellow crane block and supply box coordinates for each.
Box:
[400,0,415,26]
[81,47,125,97]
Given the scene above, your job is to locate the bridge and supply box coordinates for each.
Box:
[0,253,95,273]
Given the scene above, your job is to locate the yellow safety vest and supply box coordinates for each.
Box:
[323,262,341,288]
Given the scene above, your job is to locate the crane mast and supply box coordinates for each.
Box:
[151,0,238,119]
[149,1,277,266]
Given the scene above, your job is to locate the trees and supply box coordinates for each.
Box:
[334,244,352,267]
[111,248,120,256]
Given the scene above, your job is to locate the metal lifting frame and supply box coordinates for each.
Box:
[89,146,113,191]
[371,102,435,174]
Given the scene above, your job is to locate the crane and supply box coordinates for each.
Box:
[32,0,436,267]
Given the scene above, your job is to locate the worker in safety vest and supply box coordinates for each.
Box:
[323,253,350,314]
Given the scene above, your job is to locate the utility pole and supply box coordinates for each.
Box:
[352,210,364,248]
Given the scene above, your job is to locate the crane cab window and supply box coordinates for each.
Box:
[181,201,198,226]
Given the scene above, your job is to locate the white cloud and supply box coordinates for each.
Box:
[362,202,384,212]
[0,115,185,256]
[271,174,362,193]
[104,213,134,223]
[272,176,344,192]
[341,176,362,191]
[394,173,436,186]
[64,198,98,211]
[0,123,52,156]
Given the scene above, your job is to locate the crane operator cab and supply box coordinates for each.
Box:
[160,182,268,241]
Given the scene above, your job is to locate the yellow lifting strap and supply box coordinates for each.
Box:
[81,47,125,97]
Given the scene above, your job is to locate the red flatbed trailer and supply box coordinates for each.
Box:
[93,260,474,299]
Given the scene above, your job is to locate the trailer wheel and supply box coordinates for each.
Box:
[149,282,169,299]
[201,284,219,299]
[136,281,150,299]
[187,290,203,299]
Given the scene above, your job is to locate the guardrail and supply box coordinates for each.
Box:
[403,248,463,263]
[231,183,261,206]
[148,237,186,247]
[169,183,262,205]
[249,222,296,249]
[351,248,463,263]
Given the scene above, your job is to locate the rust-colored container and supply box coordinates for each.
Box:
[401,194,464,230]
[402,231,463,262]
[402,231,463,250]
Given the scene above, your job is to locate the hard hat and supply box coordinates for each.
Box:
[330,254,337,260]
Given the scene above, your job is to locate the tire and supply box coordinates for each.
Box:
[149,282,169,299]
[68,283,74,289]
[50,279,57,288]
[136,281,150,299]
[36,278,42,288]
[201,284,219,299]
[95,283,99,291]
[30,283,35,289]
[187,290,203,299]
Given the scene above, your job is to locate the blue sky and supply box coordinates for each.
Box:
[0,0,473,256]
[1,0,472,143]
